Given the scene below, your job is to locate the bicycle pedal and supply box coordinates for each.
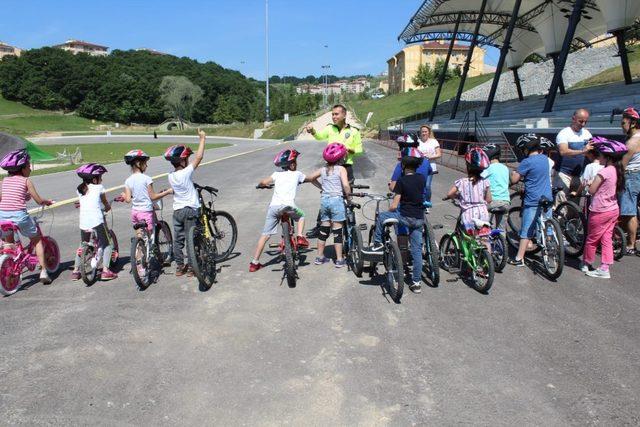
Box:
[447,268,461,274]
[446,278,459,283]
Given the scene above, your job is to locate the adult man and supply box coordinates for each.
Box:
[305,104,363,183]
[555,109,593,201]
[620,107,640,254]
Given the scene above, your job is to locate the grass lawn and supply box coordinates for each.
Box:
[0,115,102,136]
[350,74,494,129]
[572,47,640,89]
[261,114,311,139]
[0,96,47,116]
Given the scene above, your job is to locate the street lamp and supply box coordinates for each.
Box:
[265,0,270,123]
[321,65,331,108]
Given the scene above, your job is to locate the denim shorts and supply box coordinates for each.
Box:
[520,205,551,239]
[262,205,304,235]
[319,196,346,222]
[0,209,38,238]
[619,171,640,216]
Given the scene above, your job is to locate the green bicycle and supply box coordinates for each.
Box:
[438,199,495,293]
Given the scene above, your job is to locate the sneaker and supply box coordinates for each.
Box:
[306,227,320,239]
[249,262,263,272]
[100,270,118,281]
[585,268,611,279]
[40,271,52,285]
[362,242,384,254]
[175,265,186,277]
[334,259,347,268]
[508,257,525,267]
[296,236,310,248]
[580,263,594,273]
[185,266,194,277]
[314,256,330,265]
[71,271,81,281]
[409,281,422,293]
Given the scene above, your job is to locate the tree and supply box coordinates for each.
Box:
[158,76,203,129]
[412,63,436,88]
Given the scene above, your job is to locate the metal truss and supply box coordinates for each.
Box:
[402,32,501,48]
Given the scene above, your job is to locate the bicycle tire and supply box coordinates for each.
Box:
[554,201,586,257]
[613,225,626,261]
[384,239,404,303]
[187,225,217,291]
[156,220,173,265]
[541,217,564,280]
[472,249,495,294]
[131,237,151,290]
[282,221,297,288]
[80,244,99,286]
[439,234,460,272]
[368,225,377,277]
[348,226,364,278]
[42,237,60,274]
[490,233,508,273]
[108,229,119,265]
[422,221,440,285]
[210,210,237,262]
[0,255,21,296]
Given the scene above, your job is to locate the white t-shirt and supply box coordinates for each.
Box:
[556,126,593,176]
[548,157,555,185]
[581,161,603,187]
[125,173,153,211]
[270,170,305,207]
[168,164,200,210]
[418,138,440,171]
[78,184,105,230]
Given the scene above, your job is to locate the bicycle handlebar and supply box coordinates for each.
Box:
[194,183,218,193]
[256,184,274,189]
[351,184,370,189]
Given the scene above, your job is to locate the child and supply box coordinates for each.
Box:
[0,149,54,283]
[164,129,206,277]
[582,138,627,279]
[539,138,557,188]
[364,147,425,294]
[481,144,510,229]
[250,149,311,272]
[122,149,172,236]
[445,147,492,235]
[305,143,351,267]
[508,133,553,266]
[389,145,432,206]
[71,163,117,281]
[576,147,602,195]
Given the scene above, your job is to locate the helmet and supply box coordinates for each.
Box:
[539,137,556,151]
[482,144,501,160]
[323,143,347,163]
[164,145,193,162]
[623,107,639,120]
[124,149,150,165]
[76,163,107,179]
[591,136,628,156]
[396,133,419,150]
[465,147,490,170]
[273,148,301,168]
[0,149,30,172]
[515,133,544,152]
[400,147,423,159]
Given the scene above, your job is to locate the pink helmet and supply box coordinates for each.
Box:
[591,136,628,155]
[323,143,347,163]
[76,163,108,179]
[0,149,30,172]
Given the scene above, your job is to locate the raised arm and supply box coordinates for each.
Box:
[191,128,206,170]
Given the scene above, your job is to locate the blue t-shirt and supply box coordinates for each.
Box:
[391,159,432,202]
[518,153,552,207]
[556,127,592,176]
[481,162,510,202]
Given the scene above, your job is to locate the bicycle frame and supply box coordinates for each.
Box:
[0,218,46,272]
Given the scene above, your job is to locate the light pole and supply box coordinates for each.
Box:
[265,0,270,123]
[321,65,331,107]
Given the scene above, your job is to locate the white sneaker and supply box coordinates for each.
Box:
[585,269,610,279]
[580,263,593,273]
[409,281,422,293]
[39,271,52,285]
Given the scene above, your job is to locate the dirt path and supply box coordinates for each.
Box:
[296,110,363,140]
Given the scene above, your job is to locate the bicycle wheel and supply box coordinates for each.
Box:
[541,218,564,280]
[42,237,60,274]
[368,225,377,277]
[210,210,237,262]
[439,234,460,272]
[156,221,173,265]
[347,226,364,278]
[282,221,297,288]
[613,225,626,261]
[131,237,151,290]
[187,225,217,291]
[472,248,495,293]
[80,244,99,286]
[506,206,522,249]
[422,221,440,285]
[108,229,119,264]
[0,255,21,296]
[384,239,404,303]
[490,232,508,273]
[554,201,586,257]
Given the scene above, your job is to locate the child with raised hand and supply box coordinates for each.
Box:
[164,129,206,277]
[71,163,117,281]
[481,144,509,229]
[0,149,54,284]
[250,149,310,272]
[582,138,627,279]
[305,143,351,267]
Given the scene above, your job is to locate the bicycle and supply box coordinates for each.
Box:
[421,201,440,286]
[488,205,508,273]
[355,192,404,302]
[572,193,626,261]
[342,184,369,278]
[0,206,61,296]
[438,199,495,293]
[506,197,565,280]
[76,201,120,286]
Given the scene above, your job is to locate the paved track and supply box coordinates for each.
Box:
[1,139,639,425]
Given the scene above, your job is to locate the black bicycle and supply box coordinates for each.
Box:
[422,202,440,286]
[343,184,368,277]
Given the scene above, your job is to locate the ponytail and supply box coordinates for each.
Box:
[77,178,92,196]
[615,160,625,193]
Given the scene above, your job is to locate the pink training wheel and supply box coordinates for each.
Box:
[0,255,21,295]
[43,237,60,274]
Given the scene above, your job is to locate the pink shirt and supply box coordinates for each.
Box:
[0,175,31,211]
[590,165,618,213]
[455,177,490,230]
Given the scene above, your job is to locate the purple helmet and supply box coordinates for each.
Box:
[0,149,30,172]
[76,163,108,180]
[591,136,628,156]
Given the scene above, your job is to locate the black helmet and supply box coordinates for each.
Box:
[482,144,501,160]
[515,133,543,152]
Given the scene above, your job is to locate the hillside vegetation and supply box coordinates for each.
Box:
[572,47,640,89]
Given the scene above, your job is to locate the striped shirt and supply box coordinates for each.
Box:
[0,175,31,211]
[455,177,490,231]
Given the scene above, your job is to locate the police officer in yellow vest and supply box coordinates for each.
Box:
[306,104,363,183]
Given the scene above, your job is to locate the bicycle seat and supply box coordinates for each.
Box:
[539,197,553,209]
[382,218,399,227]
[133,221,148,230]
[277,206,297,217]
[0,221,17,233]
[552,186,564,196]
[489,206,507,214]
[472,218,492,229]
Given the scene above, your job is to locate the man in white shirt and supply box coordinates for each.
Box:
[555,109,593,202]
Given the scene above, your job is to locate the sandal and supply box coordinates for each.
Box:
[625,247,636,256]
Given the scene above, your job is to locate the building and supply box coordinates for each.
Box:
[53,39,108,56]
[0,42,22,59]
[387,41,485,94]
[296,78,372,95]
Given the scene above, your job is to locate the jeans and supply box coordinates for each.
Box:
[520,205,551,239]
[619,171,640,216]
[374,211,423,282]
[173,207,198,267]
[424,173,433,203]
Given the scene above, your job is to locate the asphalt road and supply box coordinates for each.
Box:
[1,139,638,425]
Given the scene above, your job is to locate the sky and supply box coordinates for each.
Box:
[2,0,500,79]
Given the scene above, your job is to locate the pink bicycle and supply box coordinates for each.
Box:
[0,207,61,295]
